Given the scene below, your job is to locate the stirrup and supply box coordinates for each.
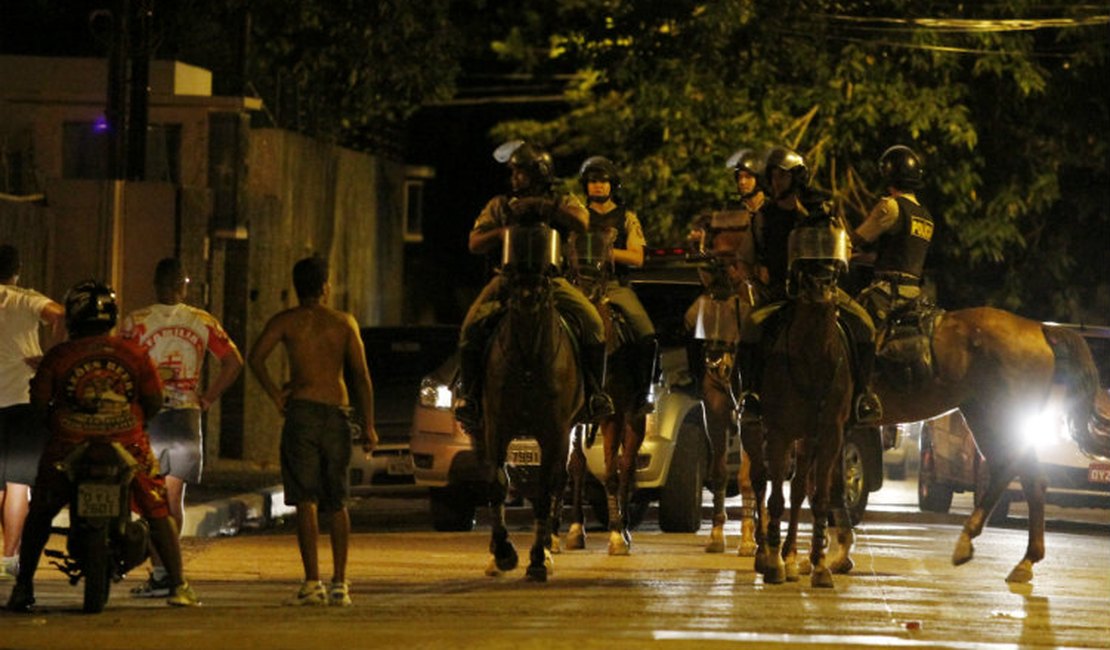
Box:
[588,392,615,421]
[453,397,482,432]
[854,392,882,423]
[740,391,762,416]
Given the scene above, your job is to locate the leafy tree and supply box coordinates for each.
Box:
[486,0,1108,319]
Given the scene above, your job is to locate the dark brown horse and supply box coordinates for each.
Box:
[560,228,646,555]
[834,306,1107,583]
[754,225,856,588]
[480,224,584,581]
[685,251,760,556]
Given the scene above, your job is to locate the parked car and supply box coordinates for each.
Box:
[411,247,720,532]
[916,323,1110,522]
[348,325,459,496]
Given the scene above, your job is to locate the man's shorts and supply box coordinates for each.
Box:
[0,403,48,486]
[280,399,355,513]
[147,408,203,483]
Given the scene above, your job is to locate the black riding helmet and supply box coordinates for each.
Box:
[879,145,924,191]
[578,155,620,203]
[494,140,554,195]
[726,148,762,179]
[763,146,808,196]
[64,280,118,337]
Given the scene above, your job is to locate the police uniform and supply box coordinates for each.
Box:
[855,194,934,325]
[586,204,654,340]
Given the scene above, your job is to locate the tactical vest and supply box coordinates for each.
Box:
[874,196,934,280]
[756,203,803,292]
[588,204,630,251]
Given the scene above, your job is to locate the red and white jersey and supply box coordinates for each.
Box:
[119,303,238,409]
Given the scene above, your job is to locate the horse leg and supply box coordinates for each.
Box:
[526,457,561,582]
[808,433,839,589]
[761,435,788,584]
[704,376,731,554]
[827,459,855,575]
[486,467,518,576]
[783,445,808,582]
[736,447,759,557]
[952,408,1019,568]
[609,418,637,556]
[564,426,588,551]
[741,417,769,571]
[1007,468,1048,583]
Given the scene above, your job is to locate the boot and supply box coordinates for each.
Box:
[738,341,762,417]
[686,339,706,393]
[853,339,882,423]
[583,342,615,421]
[633,337,658,416]
[453,340,486,434]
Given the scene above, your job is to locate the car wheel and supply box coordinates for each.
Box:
[841,436,870,526]
[658,422,707,533]
[917,436,954,513]
[429,486,477,532]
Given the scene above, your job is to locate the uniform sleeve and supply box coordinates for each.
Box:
[472,196,507,234]
[856,196,900,244]
[624,210,647,249]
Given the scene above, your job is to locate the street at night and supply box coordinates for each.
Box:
[3,480,1108,649]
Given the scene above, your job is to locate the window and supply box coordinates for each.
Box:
[62,121,181,183]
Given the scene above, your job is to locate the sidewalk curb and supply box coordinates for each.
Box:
[182,485,292,538]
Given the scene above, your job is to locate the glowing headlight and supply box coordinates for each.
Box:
[1018,403,1066,449]
[419,378,454,410]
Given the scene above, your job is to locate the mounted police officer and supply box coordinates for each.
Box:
[738,146,880,422]
[453,141,614,434]
[849,145,935,413]
[578,155,657,414]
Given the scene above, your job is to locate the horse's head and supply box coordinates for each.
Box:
[786,223,849,304]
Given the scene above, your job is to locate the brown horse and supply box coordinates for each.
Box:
[480,224,584,581]
[685,252,760,557]
[834,306,1107,583]
[560,228,646,555]
[754,225,856,588]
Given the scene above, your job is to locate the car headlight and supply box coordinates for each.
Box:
[1018,403,1067,449]
[419,377,454,410]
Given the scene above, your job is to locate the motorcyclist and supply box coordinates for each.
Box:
[7,281,199,612]
[577,155,657,414]
[453,141,614,436]
[738,146,881,422]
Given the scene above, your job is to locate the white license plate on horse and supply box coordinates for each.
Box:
[1089,463,1110,484]
[387,454,414,476]
[507,438,542,467]
[77,484,120,518]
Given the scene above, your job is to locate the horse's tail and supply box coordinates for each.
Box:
[1043,325,1110,460]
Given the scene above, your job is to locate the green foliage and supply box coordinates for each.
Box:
[484,0,1108,318]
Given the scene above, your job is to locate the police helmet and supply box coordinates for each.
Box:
[763,146,809,194]
[494,140,554,188]
[726,148,762,179]
[878,145,924,190]
[578,156,621,201]
[64,280,118,337]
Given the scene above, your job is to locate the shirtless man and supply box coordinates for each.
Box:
[248,256,377,607]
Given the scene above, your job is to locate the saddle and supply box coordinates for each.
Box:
[875,300,943,392]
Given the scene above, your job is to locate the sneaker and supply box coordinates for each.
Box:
[328,581,352,607]
[6,582,34,613]
[166,581,201,607]
[286,580,327,606]
[0,559,17,581]
[130,572,172,598]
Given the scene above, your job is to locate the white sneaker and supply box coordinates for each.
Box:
[0,557,18,581]
[286,580,327,606]
[328,581,352,607]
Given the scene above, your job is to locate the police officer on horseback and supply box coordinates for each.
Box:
[453,141,615,434]
[738,146,881,422]
[578,155,657,415]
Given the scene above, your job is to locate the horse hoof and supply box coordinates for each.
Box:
[737,541,757,557]
[550,534,562,555]
[811,566,834,589]
[705,526,726,554]
[952,535,974,566]
[566,524,586,550]
[485,556,504,577]
[830,556,854,574]
[495,549,519,573]
[608,530,631,556]
[797,557,812,576]
[525,564,548,582]
[1006,561,1034,584]
[763,565,786,585]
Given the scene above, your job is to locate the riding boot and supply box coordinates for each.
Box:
[453,340,486,434]
[738,341,762,417]
[633,336,658,416]
[853,339,882,423]
[583,342,615,421]
[686,339,706,393]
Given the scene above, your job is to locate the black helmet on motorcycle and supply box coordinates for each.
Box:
[64,280,118,337]
[578,155,621,203]
[763,146,808,196]
[879,145,924,190]
[494,140,554,193]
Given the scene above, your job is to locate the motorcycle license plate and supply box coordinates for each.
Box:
[77,484,120,518]
[507,438,542,467]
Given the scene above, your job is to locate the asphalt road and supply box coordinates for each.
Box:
[2,479,1108,649]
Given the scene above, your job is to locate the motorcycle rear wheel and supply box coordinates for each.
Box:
[82,528,112,614]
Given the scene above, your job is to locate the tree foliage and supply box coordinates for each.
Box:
[486,0,1108,319]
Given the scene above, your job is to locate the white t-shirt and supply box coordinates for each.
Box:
[119,303,238,410]
[0,284,52,407]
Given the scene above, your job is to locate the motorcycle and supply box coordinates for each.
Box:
[45,440,151,613]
